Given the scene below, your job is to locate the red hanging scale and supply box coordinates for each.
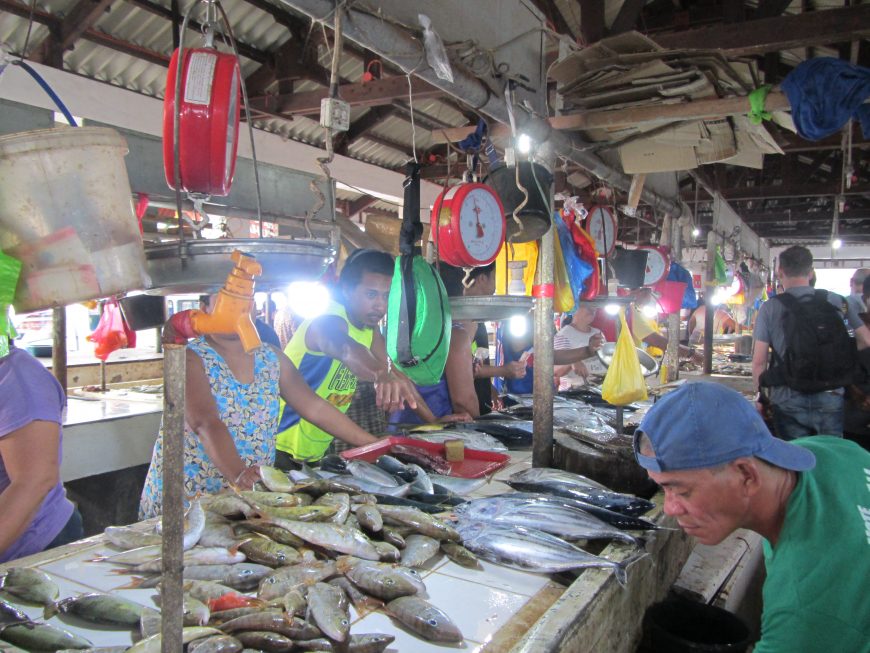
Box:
[163,33,241,196]
[431,182,506,267]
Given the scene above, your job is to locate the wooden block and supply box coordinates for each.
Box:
[444,439,465,462]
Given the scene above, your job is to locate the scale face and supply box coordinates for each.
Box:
[640,245,670,285]
[585,205,617,257]
[458,186,505,264]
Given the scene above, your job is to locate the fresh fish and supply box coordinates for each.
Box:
[182,500,207,550]
[400,534,440,567]
[456,521,633,583]
[336,557,423,600]
[257,561,336,601]
[124,546,247,574]
[198,518,240,548]
[183,596,211,626]
[372,540,401,562]
[500,492,661,531]
[405,463,434,495]
[411,430,508,452]
[307,582,350,642]
[318,454,348,473]
[258,466,294,492]
[441,541,481,569]
[187,635,243,653]
[248,503,339,522]
[233,520,305,547]
[209,607,278,626]
[314,492,351,524]
[237,491,305,508]
[0,623,92,650]
[182,563,272,591]
[292,478,360,496]
[346,460,401,487]
[407,491,464,507]
[206,593,264,614]
[373,494,454,513]
[103,526,162,550]
[389,445,452,474]
[201,495,255,519]
[331,475,413,497]
[295,633,396,653]
[127,627,223,653]
[181,580,244,605]
[354,504,383,533]
[91,544,163,566]
[455,496,643,545]
[45,592,145,626]
[328,577,382,616]
[56,648,128,653]
[0,568,59,606]
[269,588,307,617]
[376,505,460,541]
[238,537,300,567]
[468,420,533,448]
[380,526,405,549]
[219,612,319,639]
[428,474,487,496]
[233,630,294,652]
[138,607,162,638]
[507,468,654,516]
[0,600,29,628]
[374,455,409,476]
[255,517,379,560]
[386,595,463,642]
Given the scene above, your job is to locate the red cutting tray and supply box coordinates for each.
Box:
[340,436,510,479]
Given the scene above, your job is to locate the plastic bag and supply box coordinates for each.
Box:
[552,229,575,314]
[87,298,136,361]
[419,14,454,83]
[555,213,594,303]
[601,311,648,405]
[0,251,22,358]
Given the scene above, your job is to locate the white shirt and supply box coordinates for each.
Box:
[554,324,602,391]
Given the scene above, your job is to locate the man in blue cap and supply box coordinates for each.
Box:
[634,381,869,652]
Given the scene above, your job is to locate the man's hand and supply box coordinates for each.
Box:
[374,370,417,413]
[441,412,472,423]
[232,465,261,491]
[501,361,527,379]
[572,360,590,378]
[587,333,604,353]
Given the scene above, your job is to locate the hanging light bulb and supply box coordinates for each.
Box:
[287,281,330,319]
[509,314,528,337]
[832,238,843,249]
[517,133,532,155]
[692,227,701,238]
[604,303,620,316]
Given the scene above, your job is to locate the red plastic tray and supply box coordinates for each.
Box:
[340,436,510,479]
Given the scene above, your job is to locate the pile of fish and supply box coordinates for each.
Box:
[451,467,661,585]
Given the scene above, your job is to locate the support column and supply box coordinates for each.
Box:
[532,225,555,468]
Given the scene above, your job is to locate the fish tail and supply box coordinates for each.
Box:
[87,556,109,563]
[113,576,147,590]
[42,602,59,620]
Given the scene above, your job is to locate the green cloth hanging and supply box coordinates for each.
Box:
[748,84,773,125]
[714,247,728,286]
[0,251,22,358]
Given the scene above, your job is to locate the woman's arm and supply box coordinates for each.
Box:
[183,348,254,488]
[444,329,480,419]
[0,421,62,558]
[277,353,378,448]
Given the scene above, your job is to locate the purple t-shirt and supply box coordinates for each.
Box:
[0,347,74,563]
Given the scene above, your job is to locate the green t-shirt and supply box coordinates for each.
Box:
[757,436,870,653]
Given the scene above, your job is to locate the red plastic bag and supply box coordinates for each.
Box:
[87,299,136,360]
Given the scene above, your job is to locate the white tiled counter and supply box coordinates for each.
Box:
[1,451,692,653]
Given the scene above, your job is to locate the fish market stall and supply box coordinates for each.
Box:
[0,446,691,653]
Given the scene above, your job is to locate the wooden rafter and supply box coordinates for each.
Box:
[31,0,117,66]
[609,0,646,36]
[578,0,605,45]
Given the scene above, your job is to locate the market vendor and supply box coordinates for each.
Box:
[139,295,379,519]
[274,249,434,467]
[634,382,870,652]
[554,303,603,390]
[0,343,84,562]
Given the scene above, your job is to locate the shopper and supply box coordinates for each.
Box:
[0,344,83,562]
[635,381,870,653]
[752,245,870,439]
[847,267,870,315]
[554,304,603,390]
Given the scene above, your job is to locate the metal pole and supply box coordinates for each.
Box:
[532,225,554,468]
[665,215,682,382]
[51,306,67,394]
[160,344,185,653]
[275,0,682,218]
[704,231,717,375]
[100,360,107,392]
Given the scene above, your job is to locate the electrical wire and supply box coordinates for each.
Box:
[20,0,37,60]
[407,72,418,163]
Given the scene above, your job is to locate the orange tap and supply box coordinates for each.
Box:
[189,250,263,352]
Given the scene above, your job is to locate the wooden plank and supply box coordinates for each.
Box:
[579,0,606,44]
[653,5,870,56]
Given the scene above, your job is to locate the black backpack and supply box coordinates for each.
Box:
[761,290,856,393]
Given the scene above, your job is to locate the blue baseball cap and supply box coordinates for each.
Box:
[634,382,816,472]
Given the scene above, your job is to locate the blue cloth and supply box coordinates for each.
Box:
[494,323,534,394]
[771,390,843,441]
[255,319,281,349]
[390,377,453,427]
[666,262,698,310]
[782,57,870,141]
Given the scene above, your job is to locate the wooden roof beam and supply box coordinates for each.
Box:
[653,5,870,56]
[30,0,117,66]
[579,0,605,45]
[609,0,646,36]
[682,181,870,201]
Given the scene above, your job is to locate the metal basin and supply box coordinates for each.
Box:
[449,296,534,321]
[596,342,660,377]
[144,238,336,294]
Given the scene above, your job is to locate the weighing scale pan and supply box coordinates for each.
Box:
[449,296,534,321]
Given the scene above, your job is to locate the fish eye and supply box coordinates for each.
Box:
[427,618,439,626]
[277,554,286,561]
[385,579,394,585]
[341,619,349,626]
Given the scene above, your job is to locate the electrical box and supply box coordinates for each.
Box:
[320,98,350,132]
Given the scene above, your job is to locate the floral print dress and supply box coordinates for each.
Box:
[139,337,280,519]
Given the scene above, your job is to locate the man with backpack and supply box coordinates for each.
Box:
[753,245,870,440]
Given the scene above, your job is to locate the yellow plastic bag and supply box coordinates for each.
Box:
[552,231,575,314]
[601,311,648,405]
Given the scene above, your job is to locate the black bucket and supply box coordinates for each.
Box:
[120,295,167,331]
[643,595,751,653]
[609,248,649,289]
[486,162,552,243]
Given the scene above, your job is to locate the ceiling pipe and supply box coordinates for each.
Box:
[274,0,682,217]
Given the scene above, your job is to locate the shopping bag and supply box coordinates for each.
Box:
[87,298,137,360]
[552,229,575,314]
[601,311,648,405]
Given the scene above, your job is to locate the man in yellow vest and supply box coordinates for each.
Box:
[275,250,427,466]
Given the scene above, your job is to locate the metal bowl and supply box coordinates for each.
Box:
[144,238,336,294]
[596,342,660,377]
[449,296,534,321]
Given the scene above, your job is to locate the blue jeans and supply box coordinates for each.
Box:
[46,507,84,550]
[772,391,844,441]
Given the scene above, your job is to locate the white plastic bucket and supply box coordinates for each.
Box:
[0,126,150,312]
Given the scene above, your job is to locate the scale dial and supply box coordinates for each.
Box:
[585,205,617,257]
[432,182,505,267]
[640,245,670,286]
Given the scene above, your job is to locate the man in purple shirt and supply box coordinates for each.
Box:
[0,345,82,563]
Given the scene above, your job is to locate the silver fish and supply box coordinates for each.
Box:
[354,504,383,533]
[333,475,414,498]
[307,582,350,642]
[406,464,434,495]
[256,517,379,560]
[0,568,59,606]
[346,460,400,487]
[372,540,400,562]
[386,595,463,643]
[455,521,633,583]
[126,546,246,573]
[103,526,162,550]
[399,534,440,568]
[428,474,487,496]
[0,600,28,628]
[314,492,351,524]
[411,430,508,452]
